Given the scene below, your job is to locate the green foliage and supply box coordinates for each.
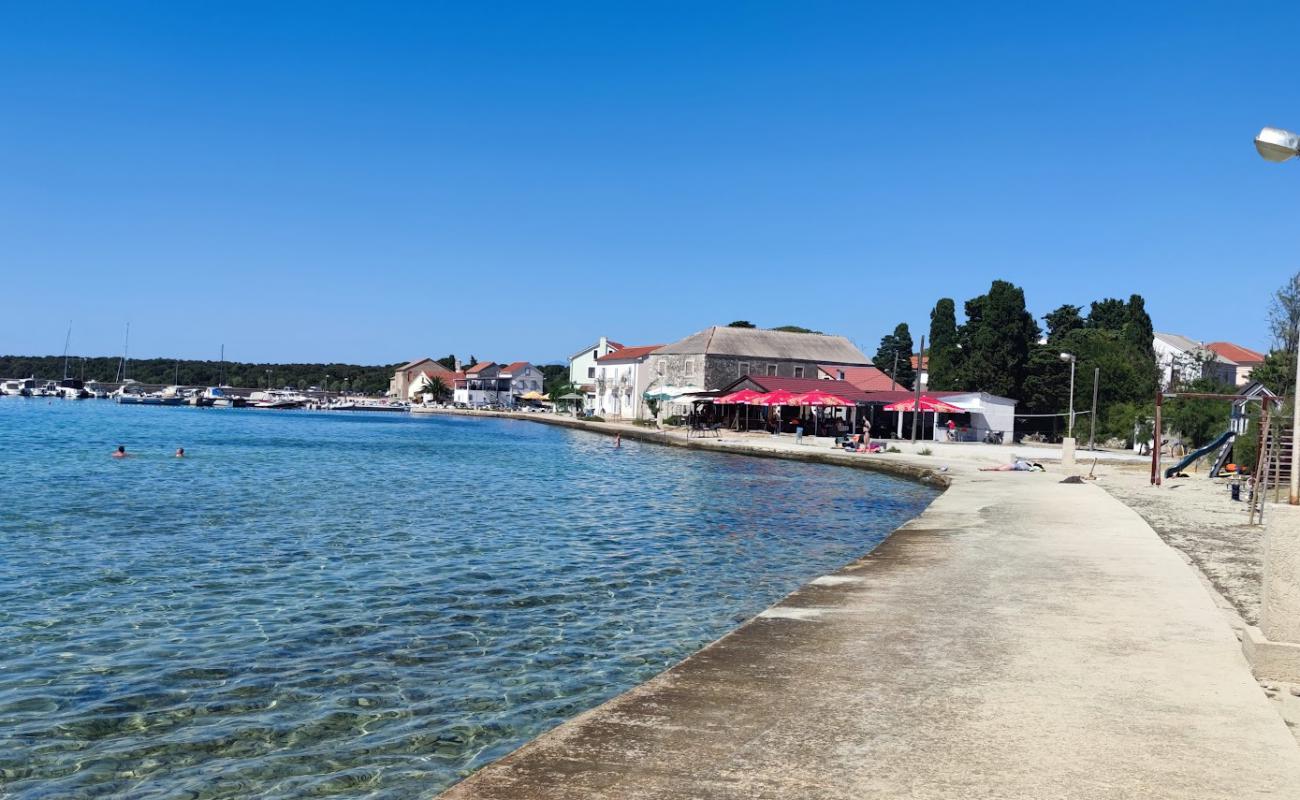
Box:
[956,280,1039,398]
[874,322,915,389]
[770,325,823,334]
[435,354,457,371]
[645,398,661,418]
[1043,304,1084,343]
[886,445,901,453]
[926,298,960,390]
[420,376,450,401]
[1269,271,1300,353]
[727,320,756,328]
[1086,298,1128,331]
[664,415,684,426]
[540,364,571,398]
[1249,350,1294,395]
[0,354,393,394]
[917,447,932,456]
[467,355,478,368]
[583,415,605,422]
[1163,377,1234,448]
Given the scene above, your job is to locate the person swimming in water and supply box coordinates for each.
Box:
[112,445,129,458]
[175,447,185,458]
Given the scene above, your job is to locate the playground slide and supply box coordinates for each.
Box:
[1164,430,1236,479]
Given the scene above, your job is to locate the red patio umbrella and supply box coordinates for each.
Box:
[882,396,964,413]
[793,390,852,406]
[715,388,763,404]
[751,390,801,406]
[882,395,964,442]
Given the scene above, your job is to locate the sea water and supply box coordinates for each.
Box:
[0,399,936,798]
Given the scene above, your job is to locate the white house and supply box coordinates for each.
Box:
[498,362,544,403]
[452,361,544,407]
[568,336,623,413]
[593,344,664,420]
[1154,332,1237,389]
[453,362,509,407]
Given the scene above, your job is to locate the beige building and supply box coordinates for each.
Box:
[389,357,454,401]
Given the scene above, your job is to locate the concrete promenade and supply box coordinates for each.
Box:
[430,412,1300,798]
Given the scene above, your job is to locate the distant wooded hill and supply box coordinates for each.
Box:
[0,355,397,394]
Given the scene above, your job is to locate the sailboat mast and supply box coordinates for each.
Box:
[219,344,225,386]
[62,321,72,380]
[117,323,130,383]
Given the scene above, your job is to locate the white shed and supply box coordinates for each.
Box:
[933,391,1017,441]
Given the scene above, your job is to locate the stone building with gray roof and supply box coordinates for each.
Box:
[645,326,871,392]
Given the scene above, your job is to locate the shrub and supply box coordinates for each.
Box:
[584,415,605,423]
[918,447,932,456]
[664,415,684,426]
[886,446,901,453]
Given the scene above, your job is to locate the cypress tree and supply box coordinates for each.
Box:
[927,299,959,390]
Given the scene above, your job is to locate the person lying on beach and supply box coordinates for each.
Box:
[979,460,1044,472]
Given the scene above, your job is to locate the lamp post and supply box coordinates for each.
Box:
[1060,352,1077,438]
[1254,125,1300,504]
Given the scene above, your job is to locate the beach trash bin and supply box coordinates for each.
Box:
[1231,479,1241,501]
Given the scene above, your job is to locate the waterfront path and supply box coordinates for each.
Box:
[435,417,1300,798]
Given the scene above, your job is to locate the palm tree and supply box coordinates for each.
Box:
[420,376,450,403]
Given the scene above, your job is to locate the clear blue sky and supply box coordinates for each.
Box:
[2,2,1297,366]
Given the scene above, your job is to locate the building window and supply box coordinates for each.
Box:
[794,366,804,378]
[738,362,749,376]
[766,364,777,376]
[685,360,695,377]
[592,350,598,359]
[657,361,665,376]
[588,366,595,378]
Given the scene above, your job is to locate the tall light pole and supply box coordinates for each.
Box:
[1060,352,1077,438]
[1254,125,1300,504]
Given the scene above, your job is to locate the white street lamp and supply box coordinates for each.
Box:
[1255,126,1300,163]
[1060,352,1077,438]
[1255,124,1300,505]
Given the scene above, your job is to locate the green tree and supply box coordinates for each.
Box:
[1249,350,1295,395]
[1163,377,1234,449]
[874,323,915,389]
[957,280,1039,398]
[467,355,478,368]
[770,325,822,334]
[1122,295,1155,359]
[1086,298,1128,331]
[435,354,457,371]
[420,376,450,402]
[926,298,960,390]
[727,320,756,328]
[1269,271,1300,353]
[1043,304,1084,343]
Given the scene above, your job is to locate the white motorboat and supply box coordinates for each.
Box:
[1,378,35,396]
[57,379,89,400]
[250,389,307,409]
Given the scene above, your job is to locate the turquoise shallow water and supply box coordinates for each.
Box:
[0,399,937,798]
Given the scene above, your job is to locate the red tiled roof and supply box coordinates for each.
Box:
[607,340,625,350]
[465,361,496,374]
[597,344,663,362]
[721,376,876,404]
[499,361,532,374]
[1206,342,1265,365]
[817,364,895,391]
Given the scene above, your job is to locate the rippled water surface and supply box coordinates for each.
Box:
[0,400,936,798]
